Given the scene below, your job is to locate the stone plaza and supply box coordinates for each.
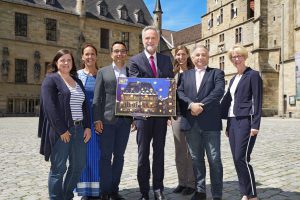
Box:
[0,117,299,200]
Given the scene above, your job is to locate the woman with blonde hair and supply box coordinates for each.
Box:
[221,44,263,200]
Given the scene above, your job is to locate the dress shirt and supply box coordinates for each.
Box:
[112,62,127,79]
[188,66,207,109]
[195,66,207,93]
[144,50,158,72]
[228,74,243,117]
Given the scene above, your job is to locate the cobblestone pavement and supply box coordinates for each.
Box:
[0,117,299,200]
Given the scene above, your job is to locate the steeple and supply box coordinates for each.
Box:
[153,0,163,14]
[153,0,163,34]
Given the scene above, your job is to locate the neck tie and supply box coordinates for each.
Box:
[150,56,157,77]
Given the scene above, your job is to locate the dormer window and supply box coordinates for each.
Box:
[98,0,108,16]
[135,9,144,23]
[118,5,128,20]
[46,0,55,5]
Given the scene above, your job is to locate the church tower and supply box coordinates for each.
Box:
[153,0,163,34]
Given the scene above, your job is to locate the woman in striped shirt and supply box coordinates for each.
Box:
[38,49,91,200]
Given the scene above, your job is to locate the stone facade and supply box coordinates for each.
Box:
[194,0,300,117]
[0,0,152,116]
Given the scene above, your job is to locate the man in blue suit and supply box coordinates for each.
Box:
[177,45,225,200]
[128,26,174,200]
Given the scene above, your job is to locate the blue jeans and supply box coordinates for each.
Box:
[185,122,223,198]
[48,125,87,200]
[100,118,131,195]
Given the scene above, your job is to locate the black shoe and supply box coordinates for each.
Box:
[212,198,222,200]
[139,194,149,200]
[191,192,206,200]
[110,192,125,200]
[173,185,186,193]
[182,187,195,195]
[154,191,166,200]
[100,194,110,200]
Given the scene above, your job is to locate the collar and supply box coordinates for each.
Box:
[112,62,126,71]
[195,65,207,72]
[144,50,157,60]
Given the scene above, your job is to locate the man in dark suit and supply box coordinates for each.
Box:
[93,41,132,200]
[128,26,174,200]
[177,45,225,200]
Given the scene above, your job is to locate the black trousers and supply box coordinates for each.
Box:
[136,117,168,195]
[228,117,257,198]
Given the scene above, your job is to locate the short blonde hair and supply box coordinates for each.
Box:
[228,44,248,61]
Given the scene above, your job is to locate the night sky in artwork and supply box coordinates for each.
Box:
[117,77,171,100]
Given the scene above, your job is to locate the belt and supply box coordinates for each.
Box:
[73,120,83,126]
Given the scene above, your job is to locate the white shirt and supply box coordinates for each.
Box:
[144,50,158,72]
[112,62,127,79]
[228,74,243,117]
[195,66,207,93]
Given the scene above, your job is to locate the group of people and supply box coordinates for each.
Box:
[38,25,263,200]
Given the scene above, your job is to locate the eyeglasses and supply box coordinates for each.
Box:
[112,49,127,54]
[231,55,244,60]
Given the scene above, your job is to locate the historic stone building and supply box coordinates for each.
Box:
[0,0,153,116]
[196,0,300,117]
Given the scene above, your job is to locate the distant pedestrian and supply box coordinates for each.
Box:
[221,44,263,200]
[38,49,91,200]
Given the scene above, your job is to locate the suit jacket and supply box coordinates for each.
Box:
[93,65,132,124]
[220,67,263,130]
[38,73,90,161]
[128,51,174,79]
[177,67,225,131]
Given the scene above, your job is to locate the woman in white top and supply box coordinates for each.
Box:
[221,44,263,200]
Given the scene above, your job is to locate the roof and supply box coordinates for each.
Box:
[168,24,202,47]
[4,0,153,27]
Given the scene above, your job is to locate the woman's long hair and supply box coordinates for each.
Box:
[47,49,77,77]
[81,43,98,69]
[173,45,194,74]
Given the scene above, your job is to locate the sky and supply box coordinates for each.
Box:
[143,0,207,31]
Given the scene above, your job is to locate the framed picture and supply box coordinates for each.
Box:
[289,95,296,105]
[115,77,176,117]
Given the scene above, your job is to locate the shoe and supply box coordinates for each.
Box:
[191,192,206,200]
[139,194,149,200]
[182,187,195,195]
[110,192,125,200]
[100,194,110,200]
[213,198,222,200]
[173,185,186,193]
[154,191,166,200]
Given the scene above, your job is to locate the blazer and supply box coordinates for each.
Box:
[220,67,263,130]
[177,67,225,131]
[38,73,90,161]
[93,65,132,125]
[128,51,174,79]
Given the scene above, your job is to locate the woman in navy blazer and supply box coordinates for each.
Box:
[221,45,263,200]
[38,49,91,200]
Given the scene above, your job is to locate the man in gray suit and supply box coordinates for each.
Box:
[128,26,174,200]
[93,41,132,200]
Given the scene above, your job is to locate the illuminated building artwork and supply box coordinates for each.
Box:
[116,77,176,117]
